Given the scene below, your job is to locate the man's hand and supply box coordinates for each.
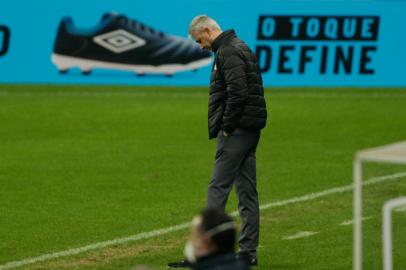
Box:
[223,131,229,137]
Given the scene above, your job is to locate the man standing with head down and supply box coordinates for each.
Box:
[168,15,267,268]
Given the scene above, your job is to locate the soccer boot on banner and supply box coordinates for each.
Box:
[51,12,212,76]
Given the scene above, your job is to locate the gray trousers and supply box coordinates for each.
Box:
[206,128,260,256]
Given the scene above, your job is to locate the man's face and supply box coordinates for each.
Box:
[191,29,213,51]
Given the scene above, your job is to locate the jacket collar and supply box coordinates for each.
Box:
[211,29,236,52]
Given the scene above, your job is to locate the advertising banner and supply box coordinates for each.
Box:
[0,0,405,86]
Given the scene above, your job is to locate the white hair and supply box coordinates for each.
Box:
[189,15,221,33]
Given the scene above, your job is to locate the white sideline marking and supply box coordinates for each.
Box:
[1,171,405,270]
[283,231,319,240]
[394,206,406,212]
[257,171,406,212]
[0,223,192,270]
[339,216,372,226]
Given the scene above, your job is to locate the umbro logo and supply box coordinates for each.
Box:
[93,30,146,54]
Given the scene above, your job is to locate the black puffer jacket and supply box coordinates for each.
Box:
[208,29,267,139]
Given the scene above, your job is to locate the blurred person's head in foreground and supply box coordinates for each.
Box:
[184,208,237,263]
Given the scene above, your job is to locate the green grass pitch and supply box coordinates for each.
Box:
[0,85,406,269]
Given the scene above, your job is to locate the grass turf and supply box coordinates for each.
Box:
[0,85,406,269]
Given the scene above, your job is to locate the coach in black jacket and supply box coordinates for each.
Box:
[187,15,266,267]
[209,32,266,139]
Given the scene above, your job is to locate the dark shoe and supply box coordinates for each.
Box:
[167,259,192,268]
[237,251,258,266]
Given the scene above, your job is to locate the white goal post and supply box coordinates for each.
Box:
[383,197,406,270]
[353,141,406,270]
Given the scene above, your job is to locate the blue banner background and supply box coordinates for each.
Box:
[0,0,405,86]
